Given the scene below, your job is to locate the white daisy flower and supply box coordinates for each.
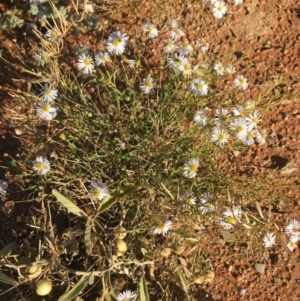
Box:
[179,57,193,76]
[212,1,227,18]
[245,100,256,111]
[196,38,209,53]
[142,23,158,39]
[256,130,268,145]
[117,290,136,301]
[107,31,128,55]
[194,110,208,127]
[170,27,185,40]
[35,51,49,66]
[233,0,243,5]
[226,65,235,74]
[220,205,242,230]
[77,54,94,74]
[33,156,50,175]
[128,59,136,69]
[140,75,156,94]
[285,219,300,238]
[178,42,194,56]
[245,110,262,130]
[164,38,178,53]
[40,83,58,102]
[95,52,111,66]
[199,192,216,214]
[180,190,197,207]
[167,54,185,71]
[234,75,248,90]
[287,235,299,252]
[36,100,57,120]
[84,3,94,13]
[214,108,230,126]
[214,61,225,76]
[232,105,246,117]
[89,182,109,201]
[0,180,8,195]
[263,232,276,248]
[153,220,172,235]
[190,78,209,96]
[45,29,61,43]
[193,65,206,77]
[211,127,229,147]
[230,117,248,140]
[183,158,199,179]
[241,129,255,146]
[170,19,179,29]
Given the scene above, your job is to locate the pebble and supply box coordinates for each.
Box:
[255,263,265,273]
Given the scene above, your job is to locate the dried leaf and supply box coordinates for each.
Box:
[58,273,95,301]
[0,270,18,286]
[52,189,87,217]
[139,274,150,301]
[177,270,189,292]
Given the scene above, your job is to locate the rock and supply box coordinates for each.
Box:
[255,263,265,273]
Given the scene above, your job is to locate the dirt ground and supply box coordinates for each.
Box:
[1,0,300,300]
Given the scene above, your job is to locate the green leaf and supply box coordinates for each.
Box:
[139,274,149,301]
[52,189,87,217]
[0,270,18,286]
[0,242,16,257]
[84,218,92,255]
[58,273,95,301]
[98,187,134,214]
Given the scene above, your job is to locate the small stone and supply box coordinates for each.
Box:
[255,263,265,273]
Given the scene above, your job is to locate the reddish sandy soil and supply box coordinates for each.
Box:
[1,0,300,300]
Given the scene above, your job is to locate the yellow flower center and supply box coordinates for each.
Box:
[158,223,165,230]
[186,198,194,205]
[93,189,101,198]
[51,33,58,41]
[239,79,245,85]
[42,105,50,112]
[41,55,48,62]
[174,59,181,65]
[146,82,153,88]
[113,38,121,47]
[84,59,91,66]
[227,216,235,224]
[44,88,51,95]
[237,126,243,132]
[290,242,297,249]
[196,83,203,90]
[219,133,225,141]
[190,164,198,172]
[35,162,44,170]
[148,26,153,32]
[183,64,191,71]
[167,41,173,47]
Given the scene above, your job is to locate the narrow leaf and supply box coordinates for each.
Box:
[84,218,92,255]
[139,274,149,301]
[98,187,134,214]
[177,270,189,292]
[0,242,16,257]
[58,273,95,301]
[52,189,87,217]
[0,270,18,285]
